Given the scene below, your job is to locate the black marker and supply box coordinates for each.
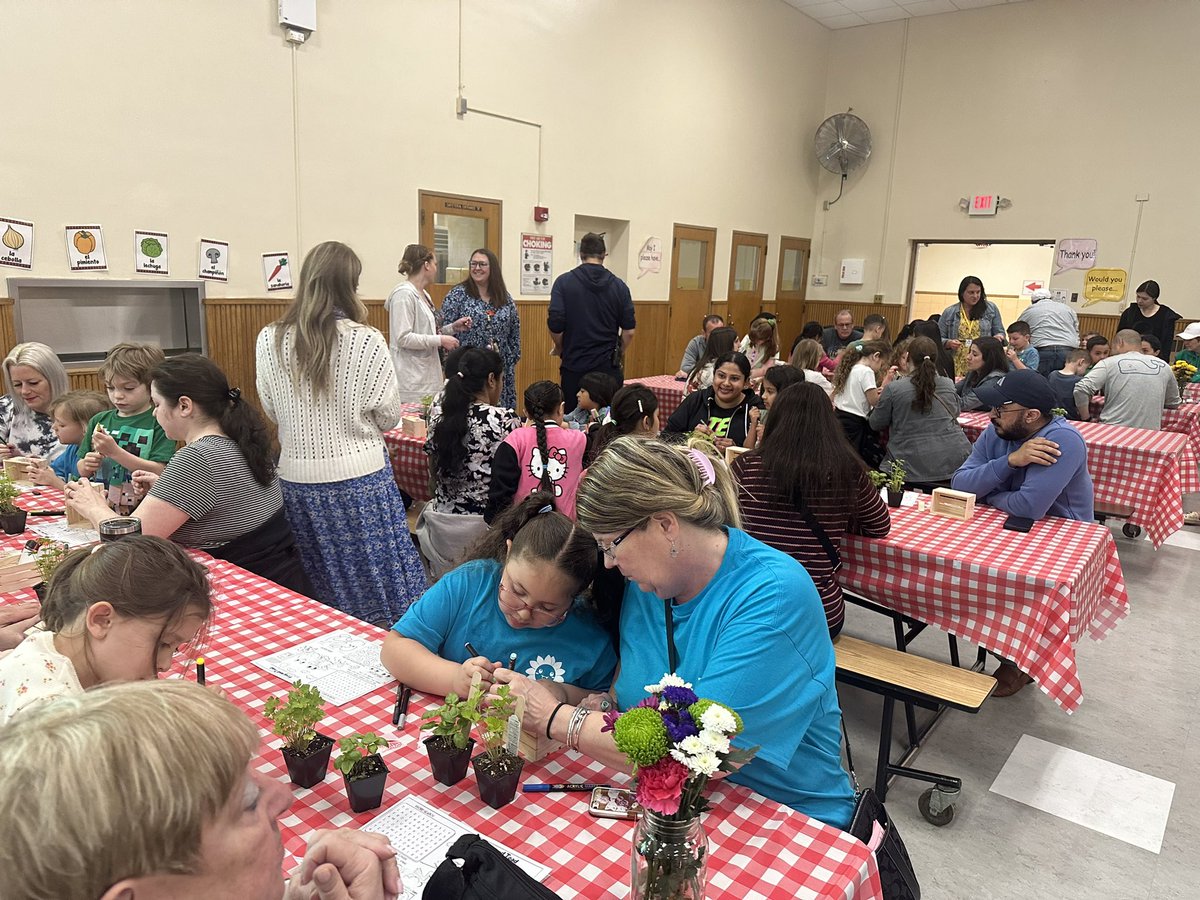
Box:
[464,641,481,658]
[392,683,410,726]
[196,657,206,686]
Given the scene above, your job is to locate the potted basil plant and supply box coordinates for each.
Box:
[420,686,482,786]
[869,460,907,508]
[335,732,389,813]
[0,474,26,535]
[470,685,525,810]
[263,681,333,788]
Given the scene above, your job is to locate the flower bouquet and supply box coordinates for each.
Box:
[605,674,758,900]
[1172,360,1197,394]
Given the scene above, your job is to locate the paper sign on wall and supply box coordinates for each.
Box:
[1054,238,1097,274]
[66,225,107,271]
[1021,279,1045,295]
[519,233,552,295]
[1083,268,1128,306]
[199,239,229,281]
[134,230,169,275]
[262,252,292,291]
[637,237,663,278]
[0,217,34,270]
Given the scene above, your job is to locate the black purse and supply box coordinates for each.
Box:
[423,834,563,899]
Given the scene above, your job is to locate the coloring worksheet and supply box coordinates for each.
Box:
[252,630,392,705]
[363,796,551,899]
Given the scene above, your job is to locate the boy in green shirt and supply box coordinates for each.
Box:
[77,342,176,512]
[1174,323,1200,382]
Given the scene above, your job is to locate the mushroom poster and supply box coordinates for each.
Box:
[261,251,292,292]
[134,230,169,275]
[0,217,34,270]
[198,238,229,281]
[65,224,107,271]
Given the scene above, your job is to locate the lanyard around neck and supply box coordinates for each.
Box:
[664,599,679,673]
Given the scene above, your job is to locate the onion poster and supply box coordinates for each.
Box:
[0,217,34,270]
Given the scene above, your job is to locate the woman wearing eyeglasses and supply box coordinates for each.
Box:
[381,492,617,701]
[440,248,522,410]
[492,437,856,830]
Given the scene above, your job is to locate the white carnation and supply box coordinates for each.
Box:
[700,704,737,734]
[660,674,693,689]
[686,750,722,777]
[698,730,730,754]
[678,735,706,755]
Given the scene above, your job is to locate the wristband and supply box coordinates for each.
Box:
[546,702,568,741]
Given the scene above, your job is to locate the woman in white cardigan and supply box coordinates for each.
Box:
[385,244,472,402]
[256,241,427,623]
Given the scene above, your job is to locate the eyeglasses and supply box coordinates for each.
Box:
[497,575,568,623]
[468,260,490,269]
[988,401,1026,416]
[597,524,638,561]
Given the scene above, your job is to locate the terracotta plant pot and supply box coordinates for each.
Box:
[281,733,334,788]
[886,487,903,509]
[471,751,525,810]
[0,510,28,535]
[424,735,475,786]
[343,754,389,813]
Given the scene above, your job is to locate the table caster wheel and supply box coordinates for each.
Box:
[918,786,956,826]
[1122,524,1142,539]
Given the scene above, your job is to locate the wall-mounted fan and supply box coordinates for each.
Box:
[814,111,872,209]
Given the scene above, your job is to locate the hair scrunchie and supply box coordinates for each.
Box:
[853,342,864,353]
[227,387,241,405]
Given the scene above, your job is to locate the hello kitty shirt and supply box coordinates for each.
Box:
[486,422,588,522]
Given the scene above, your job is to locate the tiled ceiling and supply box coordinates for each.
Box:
[782,0,1030,30]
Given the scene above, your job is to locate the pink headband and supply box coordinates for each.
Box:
[686,448,716,486]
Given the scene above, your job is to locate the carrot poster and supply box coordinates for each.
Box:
[66,224,107,271]
[0,216,34,270]
[262,251,292,291]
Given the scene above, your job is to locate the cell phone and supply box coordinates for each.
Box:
[674,374,688,382]
[589,787,639,820]
[1002,514,1034,533]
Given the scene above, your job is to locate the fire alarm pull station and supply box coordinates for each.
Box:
[534,207,549,222]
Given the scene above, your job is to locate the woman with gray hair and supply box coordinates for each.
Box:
[0,680,401,900]
[0,340,69,459]
[492,436,856,830]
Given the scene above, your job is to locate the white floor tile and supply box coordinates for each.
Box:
[990,734,1176,853]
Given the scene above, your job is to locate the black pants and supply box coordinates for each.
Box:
[561,365,623,414]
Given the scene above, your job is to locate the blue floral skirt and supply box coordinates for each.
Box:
[281,467,427,624]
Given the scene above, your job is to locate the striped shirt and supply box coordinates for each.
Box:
[149,434,283,549]
[731,453,891,633]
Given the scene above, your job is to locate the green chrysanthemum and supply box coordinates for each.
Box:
[613,707,670,766]
[688,699,744,736]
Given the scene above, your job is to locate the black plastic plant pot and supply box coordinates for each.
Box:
[471,751,526,810]
[0,510,27,535]
[343,755,389,813]
[32,582,47,601]
[886,487,903,509]
[424,735,475,786]
[281,733,334,788]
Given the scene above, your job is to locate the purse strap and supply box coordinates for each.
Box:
[794,494,841,572]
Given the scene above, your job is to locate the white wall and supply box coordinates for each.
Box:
[1,0,830,301]
[812,0,1200,316]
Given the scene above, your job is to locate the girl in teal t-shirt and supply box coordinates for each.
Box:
[382,492,617,702]
[1174,332,1200,382]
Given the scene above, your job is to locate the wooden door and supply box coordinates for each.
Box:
[418,191,503,306]
[667,224,717,371]
[775,236,811,352]
[727,230,768,334]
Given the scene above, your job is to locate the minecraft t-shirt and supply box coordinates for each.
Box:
[78,407,176,488]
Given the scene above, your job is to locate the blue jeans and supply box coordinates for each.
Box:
[1036,345,1071,376]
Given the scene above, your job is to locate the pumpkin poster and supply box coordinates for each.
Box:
[65,224,107,271]
[0,217,34,270]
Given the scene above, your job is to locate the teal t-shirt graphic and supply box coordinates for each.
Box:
[79,407,176,486]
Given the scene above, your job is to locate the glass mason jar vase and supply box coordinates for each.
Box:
[630,810,708,900]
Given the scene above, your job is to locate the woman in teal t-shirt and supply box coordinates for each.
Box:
[382,491,617,702]
[494,437,856,831]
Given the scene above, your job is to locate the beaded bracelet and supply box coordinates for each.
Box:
[546,702,568,741]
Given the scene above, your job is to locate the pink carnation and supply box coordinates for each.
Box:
[635,757,689,816]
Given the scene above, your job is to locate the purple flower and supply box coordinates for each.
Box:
[601,708,620,733]
[635,695,660,710]
[661,708,699,742]
[663,685,699,707]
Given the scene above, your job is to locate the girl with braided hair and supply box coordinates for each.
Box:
[487,380,587,522]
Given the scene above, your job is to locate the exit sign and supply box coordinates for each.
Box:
[968,194,998,216]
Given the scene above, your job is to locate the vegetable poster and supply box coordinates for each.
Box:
[198,238,229,281]
[262,251,292,291]
[134,230,169,275]
[0,216,34,270]
[65,225,107,271]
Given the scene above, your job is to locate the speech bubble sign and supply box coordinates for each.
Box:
[637,237,662,279]
[1054,238,1098,274]
[1082,267,1128,307]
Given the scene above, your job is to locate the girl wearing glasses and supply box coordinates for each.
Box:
[441,249,522,410]
[382,492,617,702]
[493,437,857,831]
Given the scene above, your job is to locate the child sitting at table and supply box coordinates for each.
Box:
[744,364,804,448]
[563,371,616,431]
[584,384,659,465]
[1005,321,1040,370]
[1048,348,1090,420]
[76,342,176,513]
[381,491,617,701]
[26,390,110,489]
[831,340,893,465]
[487,381,587,521]
[0,535,212,725]
[685,326,738,394]
[738,314,781,383]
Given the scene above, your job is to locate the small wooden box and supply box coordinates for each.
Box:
[724,445,750,465]
[400,416,427,439]
[0,551,41,592]
[3,457,33,484]
[518,730,563,762]
[930,487,976,521]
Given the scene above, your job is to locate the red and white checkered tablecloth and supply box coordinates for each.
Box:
[958,411,1200,548]
[841,504,1129,714]
[382,403,433,502]
[624,374,686,421]
[1087,397,1200,457]
[0,553,879,900]
[1185,383,1200,403]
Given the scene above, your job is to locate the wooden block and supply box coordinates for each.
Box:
[931,487,976,521]
[0,552,41,592]
[66,504,91,529]
[3,457,33,484]
[518,729,563,763]
[400,416,427,439]
[724,445,750,465]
